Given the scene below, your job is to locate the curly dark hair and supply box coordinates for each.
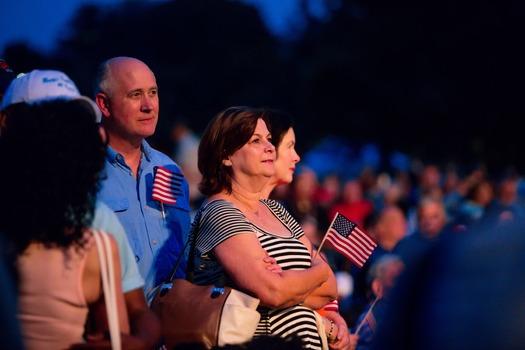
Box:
[0,99,106,254]
[197,106,271,196]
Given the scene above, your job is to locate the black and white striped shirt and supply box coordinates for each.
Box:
[190,199,323,349]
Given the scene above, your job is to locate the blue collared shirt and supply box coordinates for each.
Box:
[98,140,191,296]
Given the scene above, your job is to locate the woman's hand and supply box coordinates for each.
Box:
[325,311,354,350]
[263,254,282,273]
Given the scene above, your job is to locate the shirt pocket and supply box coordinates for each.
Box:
[101,197,144,263]
[103,198,129,212]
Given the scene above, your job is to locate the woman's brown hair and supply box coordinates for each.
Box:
[198,106,271,196]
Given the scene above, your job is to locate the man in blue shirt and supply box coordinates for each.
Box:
[93,57,192,298]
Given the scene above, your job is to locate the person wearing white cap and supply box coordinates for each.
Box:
[1,99,131,349]
[0,69,162,349]
[0,69,101,121]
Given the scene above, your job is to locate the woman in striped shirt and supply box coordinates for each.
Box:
[191,106,337,349]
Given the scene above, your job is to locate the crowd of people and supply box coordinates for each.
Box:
[2,56,525,350]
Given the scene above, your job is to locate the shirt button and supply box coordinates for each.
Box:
[153,240,157,245]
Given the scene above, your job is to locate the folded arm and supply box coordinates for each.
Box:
[213,233,331,309]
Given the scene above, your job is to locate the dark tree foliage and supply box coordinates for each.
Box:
[2,0,525,174]
[293,0,525,171]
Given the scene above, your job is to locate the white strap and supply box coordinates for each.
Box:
[93,229,121,350]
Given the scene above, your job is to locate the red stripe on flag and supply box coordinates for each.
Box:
[323,300,339,313]
[152,166,182,205]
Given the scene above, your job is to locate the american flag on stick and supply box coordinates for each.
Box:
[152,166,183,205]
[317,212,377,268]
[353,296,380,335]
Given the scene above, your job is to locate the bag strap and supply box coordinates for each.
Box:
[168,233,192,282]
[93,229,121,350]
[166,202,224,285]
[166,206,199,282]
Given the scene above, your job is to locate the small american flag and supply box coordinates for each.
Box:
[324,212,377,268]
[152,166,183,205]
[354,297,380,335]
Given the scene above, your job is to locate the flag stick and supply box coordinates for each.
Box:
[160,202,165,219]
[314,212,339,259]
[353,296,380,335]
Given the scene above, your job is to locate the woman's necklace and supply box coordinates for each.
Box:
[231,191,262,219]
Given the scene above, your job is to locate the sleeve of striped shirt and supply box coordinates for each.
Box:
[196,199,256,254]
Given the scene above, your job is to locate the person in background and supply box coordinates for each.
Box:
[0,99,130,349]
[260,108,357,350]
[1,68,161,349]
[0,58,23,349]
[93,56,192,298]
[351,254,404,350]
[0,59,16,135]
[192,106,337,349]
[328,179,374,228]
[342,205,407,328]
[0,59,16,97]
[286,166,323,228]
[170,119,203,212]
[325,178,375,278]
[314,173,342,211]
[404,163,444,236]
[482,176,525,227]
[454,178,495,230]
[393,196,456,272]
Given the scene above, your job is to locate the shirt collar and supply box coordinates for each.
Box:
[141,140,153,162]
[106,139,153,164]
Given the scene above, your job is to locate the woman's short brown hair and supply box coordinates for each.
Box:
[198,106,271,196]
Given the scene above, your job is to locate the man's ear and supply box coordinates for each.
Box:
[95,93,111,118]
[371,279,384,299]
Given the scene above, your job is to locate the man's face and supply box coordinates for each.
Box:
[104,59,159,144]
[418,201,446,238]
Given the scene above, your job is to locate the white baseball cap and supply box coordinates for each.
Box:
[0,69,102,122]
